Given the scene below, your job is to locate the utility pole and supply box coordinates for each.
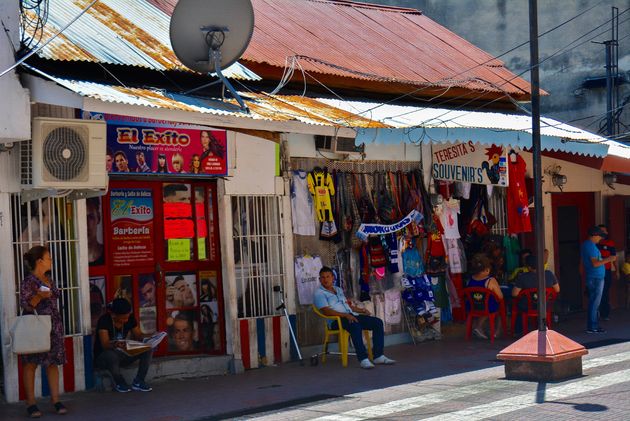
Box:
[604,7,619,136]
[528,0,546,331]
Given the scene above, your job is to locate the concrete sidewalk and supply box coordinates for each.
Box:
[1,308,629,421]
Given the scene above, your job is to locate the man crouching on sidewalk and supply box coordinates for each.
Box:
[313,266,396,369]
[94,298,153,392]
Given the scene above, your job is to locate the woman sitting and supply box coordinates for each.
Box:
[467,253,504,339]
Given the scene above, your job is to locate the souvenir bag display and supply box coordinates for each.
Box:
[401,275,440,341]
[425,216,448,274]
[375,172,398,225]
[353,173,377,223]
[368,236,387,268]
[10,309,52,354]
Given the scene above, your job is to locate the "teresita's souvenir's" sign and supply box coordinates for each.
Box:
[431,141,509,186]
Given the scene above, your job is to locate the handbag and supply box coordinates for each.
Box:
[10,310,52,354]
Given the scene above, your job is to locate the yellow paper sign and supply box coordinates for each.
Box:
[198,237,207,260]
[168,239,190,261]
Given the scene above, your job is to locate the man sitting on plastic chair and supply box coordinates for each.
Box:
[511,254,560,334]
[313,266,396,369]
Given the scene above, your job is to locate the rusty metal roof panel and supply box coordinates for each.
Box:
[33,72,387,128]
[241,0,531,95]
[26,0,259,80]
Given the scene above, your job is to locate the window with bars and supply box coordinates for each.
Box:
[232,196,285,318]
[11,195,82,336]
[488,187,508,236]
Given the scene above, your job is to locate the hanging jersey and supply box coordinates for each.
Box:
[307,170,335,222]
[294,255,323,305]
[291,171,316,236]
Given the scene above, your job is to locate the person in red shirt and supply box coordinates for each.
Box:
[596,224,616,321]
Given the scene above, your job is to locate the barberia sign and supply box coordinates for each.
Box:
[431,141,509,186]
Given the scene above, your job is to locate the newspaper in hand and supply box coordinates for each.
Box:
[113,340,151,357]
[142,331,167,349]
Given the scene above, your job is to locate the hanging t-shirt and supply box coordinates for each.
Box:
[290,171,316,236]
[294,255,323,305]
[402,239,424,277]
[384,288,402,325]
[439,199,461,239]
[507,154,532,234]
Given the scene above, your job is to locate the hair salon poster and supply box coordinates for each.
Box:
[95,114,227,176]
[110,188,155,267]
[431,142,509,186]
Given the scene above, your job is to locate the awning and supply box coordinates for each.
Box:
[318,99,613,158]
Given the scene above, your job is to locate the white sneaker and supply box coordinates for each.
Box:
[373,355,396,365]
[472,328,488,340]
[360,358,375,369]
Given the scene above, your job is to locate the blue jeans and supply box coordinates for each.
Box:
[586,277,604,330]
[333,315,384,361]
[95,349,152,386]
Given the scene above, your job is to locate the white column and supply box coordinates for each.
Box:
[0,192,20,402]
[217,180,240,366]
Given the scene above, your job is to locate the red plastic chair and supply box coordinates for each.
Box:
[511,287,558,336]
[463,287,507,343]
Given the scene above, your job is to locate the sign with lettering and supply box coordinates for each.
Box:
[431,141,509,186]
[106,121,227,176]
[110,188,155,267]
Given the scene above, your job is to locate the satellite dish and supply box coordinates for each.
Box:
[170,0,254,112]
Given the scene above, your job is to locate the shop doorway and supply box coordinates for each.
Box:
[88,179,225,356]
[552,192,595,312]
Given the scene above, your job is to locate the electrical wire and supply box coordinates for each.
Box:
[0,0,100,79]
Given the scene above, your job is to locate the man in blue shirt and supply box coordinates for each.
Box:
[313,267,395,369]
[581,226,617,333]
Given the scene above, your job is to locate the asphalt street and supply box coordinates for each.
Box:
[0,308,629,421]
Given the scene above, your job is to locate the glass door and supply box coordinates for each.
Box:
[92,179,225,356]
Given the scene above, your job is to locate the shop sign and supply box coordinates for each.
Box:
[431,142,509,186]
[110,188,155,267]
[105,120,227,176]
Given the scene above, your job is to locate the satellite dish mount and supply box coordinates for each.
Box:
[170,0,255,114]
[200,25,248,113]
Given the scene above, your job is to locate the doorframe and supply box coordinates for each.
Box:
[551,192,595,310]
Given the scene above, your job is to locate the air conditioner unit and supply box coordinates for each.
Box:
[22,117,107,189]
[314,135,363,155]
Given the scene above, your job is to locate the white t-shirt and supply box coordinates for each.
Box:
[440,199,461,239]
[290,171,316,236]
[294,255,323,305]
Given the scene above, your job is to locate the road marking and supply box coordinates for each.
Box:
[421,368,630,421]
[303,349,630,421]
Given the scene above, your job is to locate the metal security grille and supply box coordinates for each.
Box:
[232,196,285,318]
[11,194,82,336]
[488,187,508,236]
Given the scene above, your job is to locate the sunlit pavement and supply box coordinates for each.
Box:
[1,308,628,421]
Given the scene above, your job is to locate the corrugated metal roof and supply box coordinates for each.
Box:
[150,0,529,95]
[35,74,386,129]
[31,71,628,160]
[24,0,259,80]
[28,0,529,95]
[318,98,626,158]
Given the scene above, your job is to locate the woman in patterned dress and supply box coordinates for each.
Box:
[20,245,68,417]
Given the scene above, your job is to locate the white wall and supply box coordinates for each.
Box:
[0,0,30,144]
[224,132,280,195]
[287,132,422,161]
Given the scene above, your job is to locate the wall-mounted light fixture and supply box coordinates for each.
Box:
[603,172,617,189]
[0,142,15,153]
[545,164,567,192]
[552,173,568,191]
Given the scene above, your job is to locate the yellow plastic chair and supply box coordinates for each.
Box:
[312,305,372,367]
